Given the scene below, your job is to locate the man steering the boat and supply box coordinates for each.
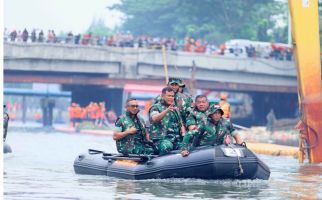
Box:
[149,87,186,155]
[113,98,154,155]
[181,105,243,157]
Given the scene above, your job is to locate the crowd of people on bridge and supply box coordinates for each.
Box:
[4,27,293,61]
[112,77,244,157]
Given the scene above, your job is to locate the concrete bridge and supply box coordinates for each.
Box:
[4,42,297,93]
[3,42,298,125]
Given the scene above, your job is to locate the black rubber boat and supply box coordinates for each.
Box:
[74,144,270,180]
[3,142,12,154]
[3,107,12,154]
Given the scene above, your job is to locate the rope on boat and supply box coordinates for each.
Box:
[228,144,244,176]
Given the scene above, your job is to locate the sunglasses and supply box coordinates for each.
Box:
[128,105,139,108]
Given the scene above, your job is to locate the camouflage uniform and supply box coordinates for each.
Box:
[114,111,154,155]
[181,108,208,151]
[198,118,237,145]
[154,92,192,125]
[149,101,183,155]
[182,106,237,151]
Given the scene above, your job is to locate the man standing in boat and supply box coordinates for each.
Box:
[149,87,186,155]
[113,98,154,155]
[181,105,243,157]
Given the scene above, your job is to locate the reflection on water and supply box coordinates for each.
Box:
[285,165,322,200]
[3,130,322,200]
[111,179,267,200]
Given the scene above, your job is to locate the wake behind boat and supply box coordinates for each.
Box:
[73,144,270,180]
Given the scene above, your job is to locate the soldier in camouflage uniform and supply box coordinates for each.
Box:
[178,79,194,108]
[181,95,210,153]
[181,104,243,157]
[113,98,154,155]
[154,78,193,126]
[149,87,186,155]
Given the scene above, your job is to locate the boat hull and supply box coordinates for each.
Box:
[3,142,12,154]
[74,145,270,180]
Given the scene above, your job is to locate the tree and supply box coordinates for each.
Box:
[110,0,286,43]
[86,18,114,36]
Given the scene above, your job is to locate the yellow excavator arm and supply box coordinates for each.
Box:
[288,0,322,163]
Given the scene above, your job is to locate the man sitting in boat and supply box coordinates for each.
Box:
[181,95,210,152]
[113,98,154,155]
[181,105,243,157]
[149,87,186,155]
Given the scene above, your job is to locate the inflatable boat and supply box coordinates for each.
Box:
[74,144,270,180]
[3,108,12,154]
[3,142,12,154]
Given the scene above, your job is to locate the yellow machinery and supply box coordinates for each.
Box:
[288,0,322,163]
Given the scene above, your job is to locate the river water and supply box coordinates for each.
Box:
[3,128,322,200]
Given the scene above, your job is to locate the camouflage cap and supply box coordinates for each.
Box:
[168,77,181,85]
[208,104,224,116]
[178,79,185,87]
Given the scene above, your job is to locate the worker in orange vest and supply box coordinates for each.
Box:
[219,93,231,119]
[68,102,77,127]
[73,104,83,130]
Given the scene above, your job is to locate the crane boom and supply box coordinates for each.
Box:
[288,0,322,163]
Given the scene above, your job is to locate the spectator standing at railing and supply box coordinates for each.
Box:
[4,28,9,42]
[22,28,29,42]
[16,30,22,42]
[10,30,17,42]
[31,29,37,42]
[66,31,73,44]
[47,30,53,43]
[286,48,293,61]
[219,43,225,55]
[74,33,81,44]
[138,36,144,48]
[52,30,57,43]
[177,38,184,50]
[170,38,178,51]
[38,30,44,42]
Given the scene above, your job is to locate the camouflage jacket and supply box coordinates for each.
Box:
[149,101,182,141]
[114,112,147,153]
[198,118,236,145]
[185,108,208,128]
[154,92,193,125]
[180,92,194,108]
[155,92,194,111]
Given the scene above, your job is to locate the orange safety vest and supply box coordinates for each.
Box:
[219,100,231,118]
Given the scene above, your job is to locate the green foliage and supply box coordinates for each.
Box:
[86,18,114,36]
[111,0,287,43]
